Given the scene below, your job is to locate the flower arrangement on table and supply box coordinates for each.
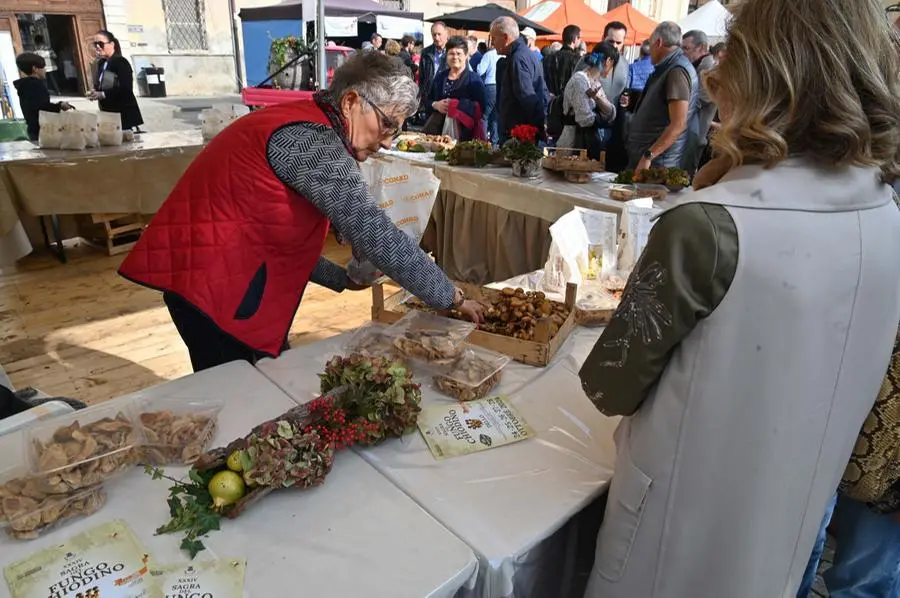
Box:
[502,125,544,177]
[146,354,421,558]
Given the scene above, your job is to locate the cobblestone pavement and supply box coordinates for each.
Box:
[59,93,242,132]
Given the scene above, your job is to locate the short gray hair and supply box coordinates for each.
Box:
[651,21,683,48]
[329,50,418,117]
[683,29,709,49]
[490,16,519,39]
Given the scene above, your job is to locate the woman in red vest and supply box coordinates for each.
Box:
[119,51,483,372]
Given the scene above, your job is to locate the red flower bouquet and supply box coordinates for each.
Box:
[503,124,543,163]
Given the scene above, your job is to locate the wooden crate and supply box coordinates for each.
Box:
[371,282,578,367]
[76,213,145,256]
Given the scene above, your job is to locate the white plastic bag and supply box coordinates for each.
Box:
[348,158,442,285]
[58,111,86,150]
[617,199,662,273]
[543,209,591,294]
[200,108,227,141]
[37,111,62,148]
[97,111,123,146]
[79,112,99,148]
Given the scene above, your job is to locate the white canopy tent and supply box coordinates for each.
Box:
[679,0,732,43]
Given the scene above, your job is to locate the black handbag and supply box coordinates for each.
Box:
[422,112,446,135]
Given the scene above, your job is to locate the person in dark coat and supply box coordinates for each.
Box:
[417,22,448,120]
[89,30,144,132]
[398,35,418,79]
[13,52,73,141]
[544,24,581,139]
[424,36,486,141]
[489,16,549,144]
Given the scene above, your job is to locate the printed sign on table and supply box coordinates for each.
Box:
[417,396,534,460]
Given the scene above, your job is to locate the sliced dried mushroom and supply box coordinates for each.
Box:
[433,353,505,402]
[138,410,218,465]
[6,487,107,540]
[393,330,464,363]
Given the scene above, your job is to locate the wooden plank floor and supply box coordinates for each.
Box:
[0,238,376,405]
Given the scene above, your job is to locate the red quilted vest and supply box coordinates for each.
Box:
[119,101,333,357]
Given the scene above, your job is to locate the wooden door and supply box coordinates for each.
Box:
[73,14,103,93]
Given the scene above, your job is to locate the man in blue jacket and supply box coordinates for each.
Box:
[490,16,549,144]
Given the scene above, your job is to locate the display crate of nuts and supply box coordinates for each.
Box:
[26,404,142,493]
[133,397,223,465]
[432,345,510,402]
[372,282,577,367]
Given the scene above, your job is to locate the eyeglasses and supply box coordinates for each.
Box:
[362,96,401,139]
[92,41,110,48]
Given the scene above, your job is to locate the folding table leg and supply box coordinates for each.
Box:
[41,215,67,264]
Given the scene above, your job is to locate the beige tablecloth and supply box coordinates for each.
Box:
[422,164,677,284]
[0,131,203,237]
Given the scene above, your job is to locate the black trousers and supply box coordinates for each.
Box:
[163,292,287,372]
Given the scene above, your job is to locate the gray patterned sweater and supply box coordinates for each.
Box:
[266,122,457,310]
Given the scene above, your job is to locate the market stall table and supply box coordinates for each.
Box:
[422,163,678,284]
[0,360,479,598]
[0,131,203,263]
[256,327,619,598]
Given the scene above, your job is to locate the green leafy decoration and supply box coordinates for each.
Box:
[145,465,221,559]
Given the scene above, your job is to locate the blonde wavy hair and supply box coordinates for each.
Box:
[705,0,900,182]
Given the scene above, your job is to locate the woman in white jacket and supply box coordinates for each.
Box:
[556,41,617,160]
[578,1,900,597]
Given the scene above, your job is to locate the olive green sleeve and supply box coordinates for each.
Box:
[578,203,738,416]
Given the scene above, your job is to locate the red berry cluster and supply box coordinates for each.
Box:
[304,397,381,451]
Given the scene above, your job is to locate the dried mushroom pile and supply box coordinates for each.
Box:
[350,329,399,360]
[0,484,106,539]
[482,288,570,340]
[34,413,140,487]
[408,288,571,341]
[139,410,218,465]
[393,330,465,364]
[434,353,504,402]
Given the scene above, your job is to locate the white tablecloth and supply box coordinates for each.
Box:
[0,361,478,598]
[256,328,620,598]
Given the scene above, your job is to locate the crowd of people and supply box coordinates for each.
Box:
[364,16,732,175]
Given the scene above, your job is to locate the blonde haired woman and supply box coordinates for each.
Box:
[579,1,900,597]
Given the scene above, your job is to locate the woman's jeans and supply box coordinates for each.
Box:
[797,493,900,597]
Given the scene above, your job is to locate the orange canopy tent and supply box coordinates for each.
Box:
[519,0,610,44]
[597,2,658,46]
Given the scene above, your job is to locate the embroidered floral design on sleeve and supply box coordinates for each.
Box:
[597,261,673,368]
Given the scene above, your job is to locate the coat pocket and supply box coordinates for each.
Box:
[594,450,652,582]
[234,263,267,320]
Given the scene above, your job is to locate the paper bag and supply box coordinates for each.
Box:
[200,108,227,141]
[58,111,86,150]
[37,111,62,149]
[617,199,662,273]
[347,158,442,285]
[97,111,123,146]
[577,207,619,277]
[543,209,591,294]
[79,112,99,148]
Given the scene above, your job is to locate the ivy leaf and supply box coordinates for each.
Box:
[188,468,205,485]
[181,538,206,560]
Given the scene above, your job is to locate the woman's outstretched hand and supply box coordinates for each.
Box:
[457,299,485,324]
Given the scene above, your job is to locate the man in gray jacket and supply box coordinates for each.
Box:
[682,30,717,170]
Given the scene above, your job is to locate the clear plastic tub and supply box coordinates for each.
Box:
[3,484,106,540]
[26,403,142,492]
[575,288,620,327]
[433,345,510,402]
[133,397,223,465]
[343,322,398,360]
[385,310,476,365]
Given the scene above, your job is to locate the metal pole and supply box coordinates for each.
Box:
[228,0,243,92]
[317,0,327,89]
